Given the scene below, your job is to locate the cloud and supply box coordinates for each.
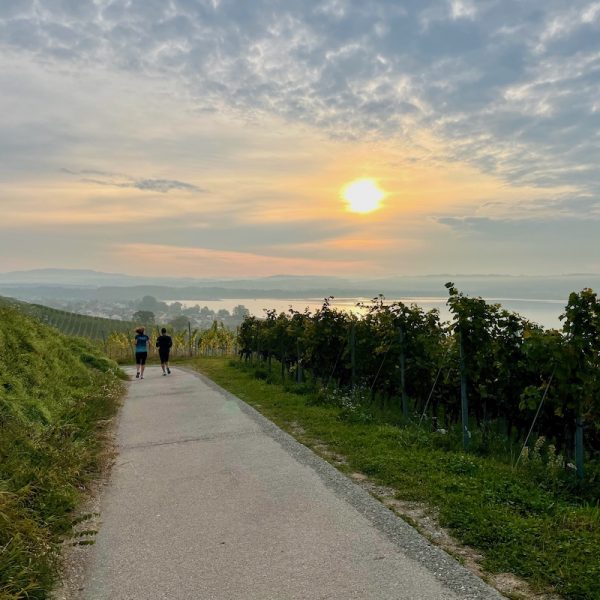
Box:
[429,214,600,275]
[62,168,206,193]
[2,0,599,200]
[86,177,204,194]
[2,1,600,277]
[463,192,600,222]
[449,0,477,21]
[113,242,374,278]
[436,214,600,240]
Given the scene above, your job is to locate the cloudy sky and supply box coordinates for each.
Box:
[1,0,599,278]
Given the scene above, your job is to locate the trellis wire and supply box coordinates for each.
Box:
[418,345,450,426]
[515,368,556,468]
[370,338,393,391]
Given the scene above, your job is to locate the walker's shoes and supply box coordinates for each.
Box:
[140,376,144,379]
[167,368,171,374]
[136,373,139,379]
[163,372,166,376]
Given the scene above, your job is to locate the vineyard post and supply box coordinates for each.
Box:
[459,329,470,449]
[296,338,302,383]
[188,321,192,357]
[399,326,408,418]
[575,407,584,479]
[350,324,356,388]
[66,311,74,336]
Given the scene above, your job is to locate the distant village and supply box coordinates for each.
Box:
[45,295,250,330]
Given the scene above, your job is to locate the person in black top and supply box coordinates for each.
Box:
[156,328,173,375]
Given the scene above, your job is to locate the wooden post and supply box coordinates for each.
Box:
[399,327,408,418]
[459,330,470,449]
[575,408,584,480]
[350,324,356,388]
[188,321,192,357]
[297,338,302,383]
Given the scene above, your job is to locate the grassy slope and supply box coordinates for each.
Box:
[0,306,124,600]
[192,357,600,600]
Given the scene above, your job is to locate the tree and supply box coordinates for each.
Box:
[132,310,155,326]
[183,304,201,317]
[169,315,190,331]
[233,305,250,318]
[200,306,215,318]
[138,296,166,312]
[560,288,600,477]
[168,301,183,316]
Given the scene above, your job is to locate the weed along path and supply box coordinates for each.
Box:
[81,366,502,600]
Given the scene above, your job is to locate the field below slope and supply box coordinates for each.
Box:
[192,357,600,600]
[0,306,124,600]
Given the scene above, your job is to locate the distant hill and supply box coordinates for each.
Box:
[1,269,600,303]
[0,268,353,289]
[0,268,162,286]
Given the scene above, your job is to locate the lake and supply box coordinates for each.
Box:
[170,297,567,330]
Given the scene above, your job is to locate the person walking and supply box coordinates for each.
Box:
[134,326,150,379]
[156,327,173,375]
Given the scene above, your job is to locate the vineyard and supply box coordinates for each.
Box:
[0,295,134,340]
[0,296,237,360]
[104,321,237,361]
[3,287,599,475]
[237,284,600,478]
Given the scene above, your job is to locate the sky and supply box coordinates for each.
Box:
[1,0,599,278]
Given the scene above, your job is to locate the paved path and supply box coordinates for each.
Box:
[83,367,503,600]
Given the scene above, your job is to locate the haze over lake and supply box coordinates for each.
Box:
[172,297,566,330]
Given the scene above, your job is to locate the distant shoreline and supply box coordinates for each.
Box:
[167,296,565,329]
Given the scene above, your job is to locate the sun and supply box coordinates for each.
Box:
[342,179,385,214]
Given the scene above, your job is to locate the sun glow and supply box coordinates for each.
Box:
[342,179,385,213]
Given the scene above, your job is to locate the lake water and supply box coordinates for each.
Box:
[171,297,566,330]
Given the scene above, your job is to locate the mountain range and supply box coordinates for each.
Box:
[1,269,599,302]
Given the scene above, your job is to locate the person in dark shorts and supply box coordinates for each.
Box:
[156,327,173,375]
[134,326,150,379]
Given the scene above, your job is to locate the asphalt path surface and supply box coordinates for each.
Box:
[82,366,504,600]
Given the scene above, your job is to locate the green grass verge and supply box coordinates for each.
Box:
[0,306,125,600]
[192,357,600,600]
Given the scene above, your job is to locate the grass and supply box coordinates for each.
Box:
[0,306,125,600]
[192,357,600,600]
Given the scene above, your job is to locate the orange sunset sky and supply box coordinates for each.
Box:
[1,1,599,278]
